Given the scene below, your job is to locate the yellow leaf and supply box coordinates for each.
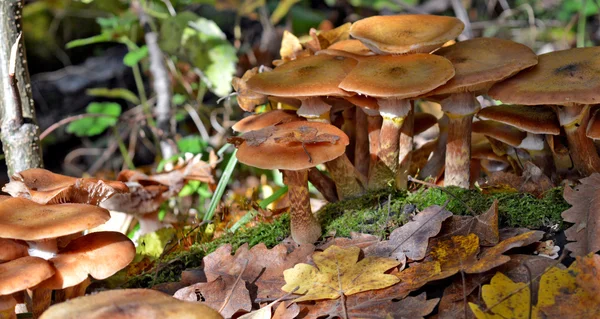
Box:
[270,0,301,25]
[282,245,400,302]
[280,31,303,61]
[469,272,539,319]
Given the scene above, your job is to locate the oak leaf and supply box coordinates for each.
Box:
[561,174,600,257]
[439,200,499,246]
[203,242,314,300]
[173,275,251,318]
[281,245,400,302]
[365,205,453,261]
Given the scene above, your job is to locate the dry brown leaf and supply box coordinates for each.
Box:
[303,292,438,319]
[317,232,380,250]
[228,126,276,147]
[280,31,304,62]
[232,67,269,112]
[480,162,553,197]
[101,184,170,215]
[203,243,314,300]
[561,174,600,257]
[438,200,499,246]
[272,301,299,319]
[365,205,453,261]
[174,275,251,318]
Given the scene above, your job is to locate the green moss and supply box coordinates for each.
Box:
[121,186,569,288]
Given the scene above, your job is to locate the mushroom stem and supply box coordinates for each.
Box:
[441,93,480,188]
[340,106,356,166]
[54,278,91,303]
[24,288,51,319]
[365,110,383,183]
[354,107,370,178]
[307,168,338,203]
[372,98,410,188]
[396,104,414,189]
[283,170,321,244]
[299,97,366,199]
[419,114,448,182]
[558,104,600,175]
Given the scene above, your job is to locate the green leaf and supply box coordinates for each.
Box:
[177,135,208,154]
[66,102,122,137]
[135,227,177,259]
[123,45,149,66]
[86,88,140,104]
[172,93,187,106]
[270,0,301,25]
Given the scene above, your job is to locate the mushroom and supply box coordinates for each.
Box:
[422,37,538,188]
[0,295,16,319]
[0,239,28,264]
[489,47,600,176]
[339,54,455,189]
[229,121,349,244]
[3,168,129,205]
[476,104,560,177]
[36,232,135,296]
[39,289,223,319]
[327,39,375,56]
[0,256,55,319]
[232,109,338,203]
[247,54,366,199]
[349,15,464,55]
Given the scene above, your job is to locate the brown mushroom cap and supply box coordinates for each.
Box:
[472,120,526,147]
[327,39,374,56]
[349,15,464,55]
[338,54,455,98]
[0,198,110,241]
[425,38,537,96]
[0,239,28,263]
[233,121,349,170]
[587,107,600,139]
[0,256,55,295]
[4,168,129,205]
[477,105,560,135]
[246,54,357,98]
[37,232,135,289]
[0,295,16,318]
[39,289,223,319]
[489,47,600,105]
[232,110,303,133]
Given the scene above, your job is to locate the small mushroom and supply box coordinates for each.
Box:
[229,121,349,244]
[39,289,223,319]
[247,54,365,199]
[489,47,600,176]
[0,239,28,264]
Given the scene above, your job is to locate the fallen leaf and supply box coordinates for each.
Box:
[274,125,340,145]
[174,275,251,318]
[439,200,499,246]
[480,162,553,197]
[273,301,300,319]
[232,67,269,112]
[469,272,538,319]
[561,174,600,257]
[365,205,453,261]
[282,245,400,302]
[303,291,438,319]
[203,243,314,299]
[228,126,276,147]
[280,30,304,62]
[317,232,380,250]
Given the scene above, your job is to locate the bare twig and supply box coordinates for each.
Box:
[8,33,23,126]
[219,259,249,314]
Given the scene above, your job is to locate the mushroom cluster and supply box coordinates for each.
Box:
[0,169,136,318]
[230,14,600,244]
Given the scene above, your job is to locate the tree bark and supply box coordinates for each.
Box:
[0,0,43,177]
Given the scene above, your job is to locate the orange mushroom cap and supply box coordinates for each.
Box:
[339,54,455,98]
[0,256,55,295]
[489,47,600,105]
[0,198,110,241]
[246,54,357,98]
[426,38,538,96]
[472,120,526,147]
[232,109,303,133]
[349,15,464,55]
[230,121,349,170]
[477,105,560,135]
[327,39,375,56]
[37,232,135,289]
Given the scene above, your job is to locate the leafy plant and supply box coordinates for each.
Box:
[66,102,122,137]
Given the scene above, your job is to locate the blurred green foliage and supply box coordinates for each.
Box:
[67,102,122,137]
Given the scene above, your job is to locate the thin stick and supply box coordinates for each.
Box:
[408,175,475,214]
[219,259,249,313]
[40,113,117,140]
[336,258,348,319]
